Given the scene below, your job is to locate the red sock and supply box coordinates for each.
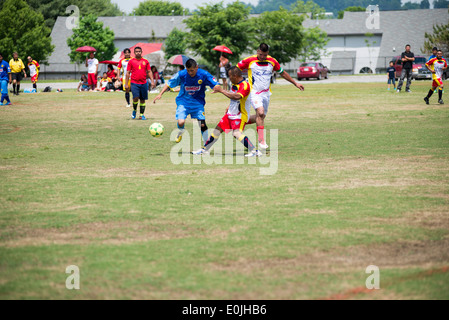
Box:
[257,126,264,143]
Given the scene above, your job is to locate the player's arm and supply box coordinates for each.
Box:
[280,70,304,91]
[213,85,241,100]
[22,61,26,78]
[425,60,434,73]
[148,68,155,89]
[153,84,171,103]
[125,70,131,89]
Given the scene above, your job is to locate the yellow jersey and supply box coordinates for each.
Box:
[9,58,25,73]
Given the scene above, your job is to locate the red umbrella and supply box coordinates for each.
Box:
[76,46,97,53]
[119,43,163,59]
[167,54,190,66]
[212,45,233,55]
[99,60,119,66]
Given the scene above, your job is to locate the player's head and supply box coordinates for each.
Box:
[437,50,443,59]
[389,61,394,66]
[107,64,114,71]
[405,44,411,52]
[123,48,131,58]
[257,43,269,61]
[227,66,242,84]
[432,47,438,54]
[27,56,33,63]
[13,52,18,60]
[103,72,108,78]
[89,52,95,59]
[185,59,198,77]
[134,47,142,59]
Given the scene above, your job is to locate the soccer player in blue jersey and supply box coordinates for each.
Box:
[153,59,220,144]
[0,53,12,106]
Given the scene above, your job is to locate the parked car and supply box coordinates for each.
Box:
[297,62,329,80]
[392,55,431,80]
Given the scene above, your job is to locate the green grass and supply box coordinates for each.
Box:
[0,81,448,300]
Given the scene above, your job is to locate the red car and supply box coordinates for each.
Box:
[297,62,329,80]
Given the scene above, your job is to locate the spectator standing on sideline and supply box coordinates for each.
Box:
[85,52,99,91]
[386,61,396,91]
[397,44,414,93]
[219,53,230,91]
[9,52,26,95]
[27,56,40,91]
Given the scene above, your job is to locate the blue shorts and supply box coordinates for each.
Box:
[176,103,206,120]
[0,80,8,95]
[388,78,395,85]
[131,82,148,100]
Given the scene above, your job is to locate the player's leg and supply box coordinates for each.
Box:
[192,125,223,155]
[1,80,11,105]
[130,83,140,119]
[124,78,131,107]
[438,82,444,104]
[175,105,188,143]
[387,78,391,90]
[397,69,406,92]
[424,82,438,105]
[139,82,149,120]
[12,74,17,95]
[405,69,412,92]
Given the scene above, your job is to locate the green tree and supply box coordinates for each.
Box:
[301,26,329,61]
[251,8,306,64]
[423,22,449,54]
[338,6,365,19]
[17,0,122,31]
[434,0,449,8]
[402,1,421,9]
[0,0,54,63]
[133,0,188,16]
[164,28,188,59]
[67,14,117,63]
[290,0,326,18]
[420,0,430,9]
[185,2,253,67]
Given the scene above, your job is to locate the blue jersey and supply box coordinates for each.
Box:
[168,68,219,106]
[0,60,11,81]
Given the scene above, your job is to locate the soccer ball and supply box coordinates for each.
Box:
[149,123,164,137]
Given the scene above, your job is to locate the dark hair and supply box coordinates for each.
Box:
[227,66,241,77]
[124,48,131,54]
[405,44,411,48]
[185,59,197,69]
[179,65,185,70]
[432,47,438,51]
[221,53,227,58]
[259,43,269,52]
[437,49,443,53]
[151,65,158,72]
[108,64,113,70]
[81,74,87,80]
[0,53,2,57]
[134,46,142,52]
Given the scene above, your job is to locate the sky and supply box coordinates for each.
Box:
[111,0,260,13]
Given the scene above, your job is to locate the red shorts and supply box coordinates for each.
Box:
[218,114,246,132]
[88,73,97,86]
[433,77,443,88]
[31,74,38,84]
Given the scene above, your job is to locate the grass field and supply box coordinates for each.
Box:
[1,81,448,300]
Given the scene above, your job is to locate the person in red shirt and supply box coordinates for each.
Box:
[106,64,117,81]
[125,47,155,120]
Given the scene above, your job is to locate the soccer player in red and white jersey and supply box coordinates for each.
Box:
[424,49,447,105]
[27,56,39,91]
[192,66,261,157]
[238,43,304,149]
[125,46,155,120]
[118,48,132,108]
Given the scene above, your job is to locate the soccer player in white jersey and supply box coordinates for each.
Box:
[237,43,304,149]
[117,48,133,108]
[424,50,447,105]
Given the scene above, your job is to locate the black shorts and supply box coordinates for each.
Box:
[11,72,23,82]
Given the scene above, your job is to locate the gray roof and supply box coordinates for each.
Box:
[304,9,449,69]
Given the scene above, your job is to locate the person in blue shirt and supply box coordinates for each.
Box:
[153,59,220,144]
[428,47,438,61]
[0,53,12,106]
[386,61,396,91]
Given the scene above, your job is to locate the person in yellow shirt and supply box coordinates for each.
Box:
[9,52,27,95]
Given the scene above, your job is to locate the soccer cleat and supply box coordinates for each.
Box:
[126,104,130,108]
[139,115,147,120]
[245,150,263,157]
[4,102,11,105]
[259,142,269,149]
[175,131,183,143]
[132,110,136,119]
[424,97,429,105]
[191,148,209,155]
[396,89,400,93]
[406,89,411,93]
[439,100,444,105]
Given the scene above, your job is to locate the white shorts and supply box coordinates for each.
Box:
[250,91,270,115]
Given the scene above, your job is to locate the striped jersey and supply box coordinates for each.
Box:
[28,60,40,77]
[228,80,251,122]
[237,55,282,94]
[426,57,447,80]
[118,58,132,79]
